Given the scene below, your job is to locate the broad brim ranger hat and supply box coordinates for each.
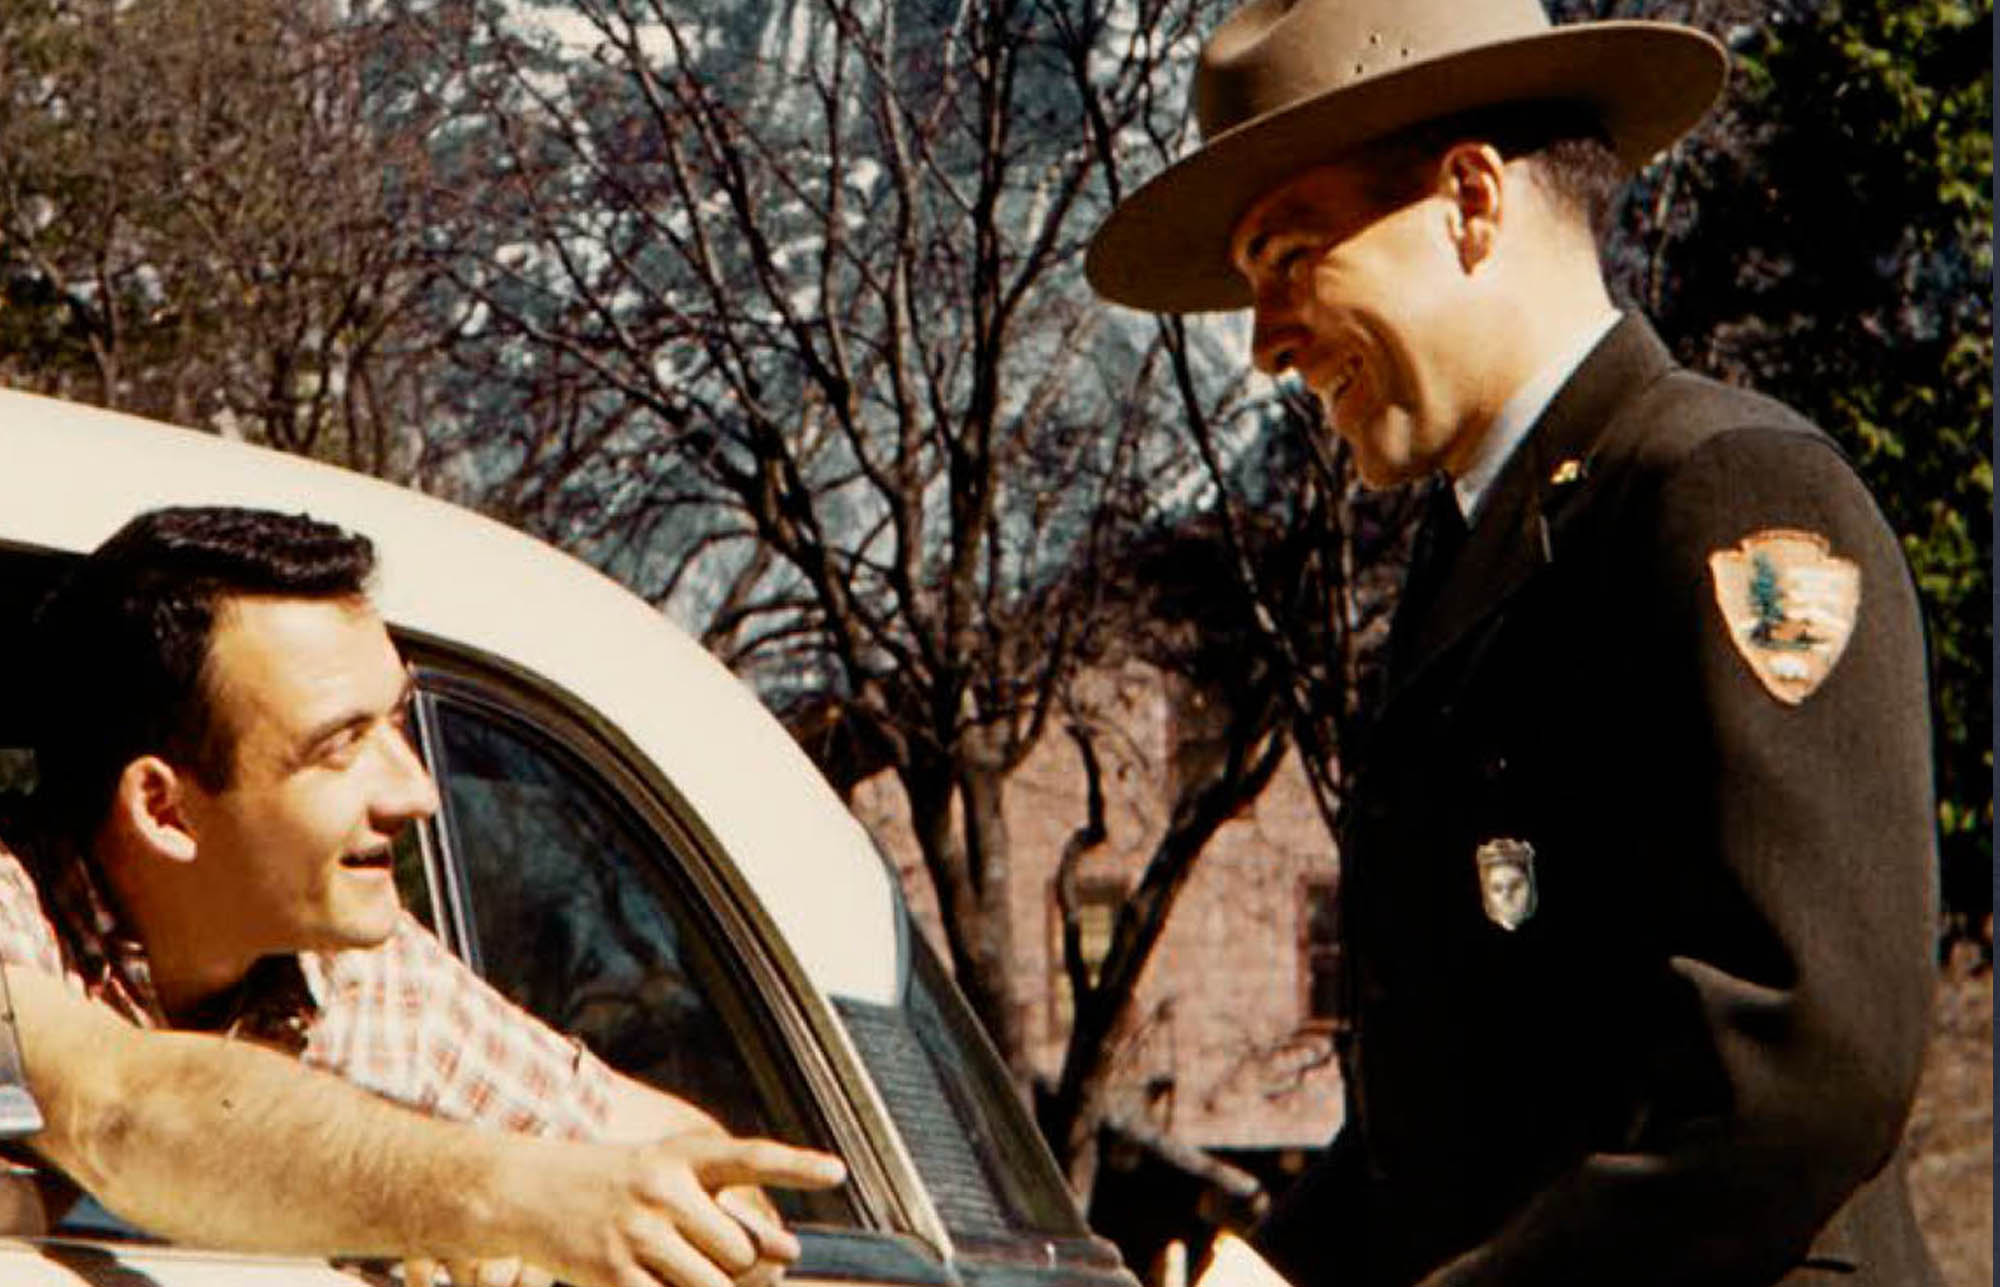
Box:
[1086,0,1727,314]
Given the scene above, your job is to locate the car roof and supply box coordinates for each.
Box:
[0,388,898,1004]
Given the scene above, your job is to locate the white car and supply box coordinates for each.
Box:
[0,389,1131,1287]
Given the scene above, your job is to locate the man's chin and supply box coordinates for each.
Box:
[1351,461,1398,490]
[1333,416,1425,490]
[319,930,398,956]
[1350,447,1422,490]
[317,897,404,951]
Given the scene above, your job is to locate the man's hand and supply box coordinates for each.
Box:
[716,1183,796,1287]
[412,1146,827,1287]
[6,964,842,1282]
[400,1258,553,1287]
[401,1179,801,1287]
[509,1129,844,1287]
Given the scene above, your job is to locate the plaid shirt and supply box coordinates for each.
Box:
[0,834,613,1141]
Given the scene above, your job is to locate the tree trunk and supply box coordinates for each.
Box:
[902,757,1024,1070]
[1043,714,1289,1194]
[957,763,1021,1068]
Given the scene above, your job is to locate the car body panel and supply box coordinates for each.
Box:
[0,389,898,1006]
[0,390,1132,1287]
[0,1239,928,1287]
[0,1238,373,1284]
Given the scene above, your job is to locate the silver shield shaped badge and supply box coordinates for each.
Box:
[1476,838,1537,932]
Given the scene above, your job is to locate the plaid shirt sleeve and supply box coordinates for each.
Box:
[0,844,70,980]
[301,915,615,1141]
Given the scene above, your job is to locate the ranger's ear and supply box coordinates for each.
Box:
[1436,141,1505,274]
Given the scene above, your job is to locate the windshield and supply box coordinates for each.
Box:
[833,910,1088,1245]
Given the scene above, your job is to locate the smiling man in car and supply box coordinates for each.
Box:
[0,504,844,1287]
[1088,1,1942,1285]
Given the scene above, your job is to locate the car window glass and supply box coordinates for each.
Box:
[424,688,853,1226]
[390,824,437,934]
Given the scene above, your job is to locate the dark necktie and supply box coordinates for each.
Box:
[1388,477,1468,677]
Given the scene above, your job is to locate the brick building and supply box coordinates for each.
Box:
[848,660,1345,1208]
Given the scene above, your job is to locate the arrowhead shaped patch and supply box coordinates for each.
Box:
[1707,529,1861,705]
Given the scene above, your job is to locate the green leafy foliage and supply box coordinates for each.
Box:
[1633,0,1993,943]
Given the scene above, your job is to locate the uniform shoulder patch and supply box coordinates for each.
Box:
[1707,528,1861,705]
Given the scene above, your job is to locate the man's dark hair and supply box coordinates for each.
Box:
[30,506,376,839]
[1357,100,1627,244]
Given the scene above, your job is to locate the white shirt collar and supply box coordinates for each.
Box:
[1452,310,1621,522]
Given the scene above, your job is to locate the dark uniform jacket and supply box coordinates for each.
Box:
[1255,316,1942,1287]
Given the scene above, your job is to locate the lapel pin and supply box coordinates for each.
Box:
[1550,458,1584,487]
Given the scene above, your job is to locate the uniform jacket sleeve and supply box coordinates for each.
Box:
[1420,422,1939,1286]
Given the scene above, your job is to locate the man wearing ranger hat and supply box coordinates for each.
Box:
[1090,3,1942,1286]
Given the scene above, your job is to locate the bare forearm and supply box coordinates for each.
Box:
[12,966,536,1258]
[604,1069,725,1142]
[8,967,844,1285]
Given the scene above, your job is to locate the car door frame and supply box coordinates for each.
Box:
[399,634,962,1283]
